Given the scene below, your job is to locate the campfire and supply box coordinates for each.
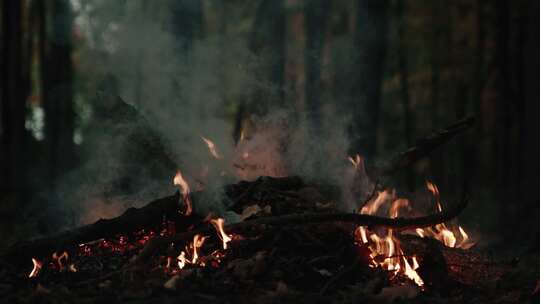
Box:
[2,116,537,302]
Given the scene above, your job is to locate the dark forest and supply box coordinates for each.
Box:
[1,0,539,303]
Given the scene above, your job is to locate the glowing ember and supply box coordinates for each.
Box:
[166,256,173,270]
[52,251,70,272]
[28,258,42,278]
[210,218,232,249]
[174,170,193,215]
[201,136,223,159]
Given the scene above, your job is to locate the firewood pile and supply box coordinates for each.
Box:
[0,117,538,303]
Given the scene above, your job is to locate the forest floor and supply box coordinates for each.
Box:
[0,176,538,303]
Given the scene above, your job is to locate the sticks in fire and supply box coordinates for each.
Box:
[131,189,468,266]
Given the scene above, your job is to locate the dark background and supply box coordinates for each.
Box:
[0,0,539,251]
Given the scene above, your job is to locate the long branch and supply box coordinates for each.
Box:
[132,190,468,265]
[378,116,475,176]
[2,193,183,264]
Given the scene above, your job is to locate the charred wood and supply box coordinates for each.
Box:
[1,192,194,264]
[132,189,468,265]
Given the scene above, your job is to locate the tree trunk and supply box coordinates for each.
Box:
[349,0,389,159]
[171,0,202,54]
[494,0,515,236]
[429,0,444,187]
[248,0,286,115]
[1,0,27,201]
[43,0,75,189]
[471,0,485,189]
[396,0,414,192]
[234,0,286,142]
[304,0,329,134]
[520,0,540,244]
[514,0,528,205]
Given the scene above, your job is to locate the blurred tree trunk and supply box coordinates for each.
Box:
[494,0,514,229]
[171,0,202,54]
[474,0,485,135]
[429,0,444,186]
[472,0,485,187]
[234,0,285,143]
[42,0,75,189]
[520,0,539,244]
[1,0,27,201]
[349,0,389,159]
[453,3,473,194]
[396,0,414,191]
[173,0,203,54]
[514,1,528,203]
[248,0,286,114]
[133,1,148,108]
[304,0,329,134]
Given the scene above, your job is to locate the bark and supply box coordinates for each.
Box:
[349,0,390,159]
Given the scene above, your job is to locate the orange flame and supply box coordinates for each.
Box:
[355,180,475,286]
[210,218,232,249]
[28,258,42,278]
[191,234,208,264]
[360,189,394,215]
[174,170,192,215]
[177,251,188,269]
[389,198,410,219]
[356,190,424,286]
[418,181,474,249]
[240,130,246,142]
[348,154,364,170]
[201,136,223,159]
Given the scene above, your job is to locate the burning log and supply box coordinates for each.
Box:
[1,192,195,264]
[377,116,475,176]
[132,189,468,266]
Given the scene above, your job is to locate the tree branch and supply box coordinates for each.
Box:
[378,116,475,176]
[2,192,189,264]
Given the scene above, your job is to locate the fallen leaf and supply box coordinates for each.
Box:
[163,269,194,290]
[373,282,420,302]
[240,205,262,220]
